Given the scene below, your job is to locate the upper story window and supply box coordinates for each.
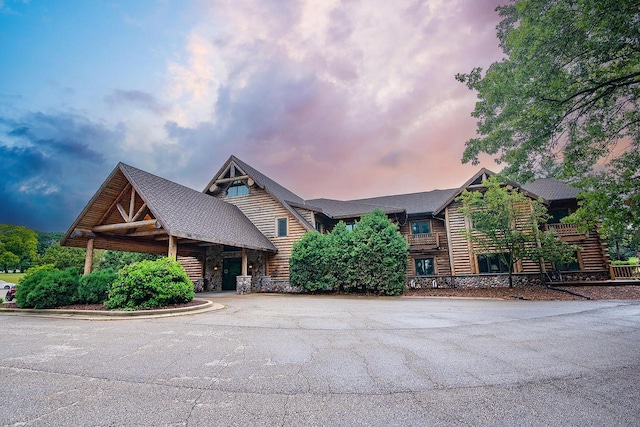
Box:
[345,223,356,231]
[277,218,288,237]
[226,180,249,197]
[411,220,431,235]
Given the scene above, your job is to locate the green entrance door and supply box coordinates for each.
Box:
[222,258,242,290]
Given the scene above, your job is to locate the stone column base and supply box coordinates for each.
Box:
[236,275,252,295]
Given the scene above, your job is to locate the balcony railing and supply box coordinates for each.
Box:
[406,232,441,247]
[545,223,582,236]
[610,264,640,280]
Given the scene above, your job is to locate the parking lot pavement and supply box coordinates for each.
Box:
[1,294,639,426]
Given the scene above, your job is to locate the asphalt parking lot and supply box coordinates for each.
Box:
[1,294,639,426]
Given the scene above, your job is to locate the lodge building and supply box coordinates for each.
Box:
[62,155,611,293]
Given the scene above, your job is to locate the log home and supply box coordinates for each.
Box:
[63,155,611,292]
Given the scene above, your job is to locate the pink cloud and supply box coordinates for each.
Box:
[160,0,509,199]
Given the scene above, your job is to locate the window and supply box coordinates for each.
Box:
[477,254,509,273]
[345,223,356,231]
[277,218,288,237]
[415,258,435,276]
[548,209,569,224]
[315,222,323,232]
[411,221,431,235]
[226,180,249,197]
[556,252,580,271]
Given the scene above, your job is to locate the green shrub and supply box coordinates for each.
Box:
[351,210,409,296]
[105,258,194,310]
[15,264,56,308]
[290,210,409,295]
[78,268,117,304]
[290,232,333,292]
[16,267,80,309]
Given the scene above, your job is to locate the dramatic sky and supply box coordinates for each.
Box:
[0,0,507,231]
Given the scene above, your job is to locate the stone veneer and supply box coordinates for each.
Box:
[407,273,544,289]
[236,275,252,294]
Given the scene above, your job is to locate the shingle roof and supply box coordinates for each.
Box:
[231,156,306,205]
[352,189,459,216]
[304,198,405,219]
[121,163,277,252]
[521,178,580,201]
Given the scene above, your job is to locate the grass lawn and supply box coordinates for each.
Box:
[0,272,24,284]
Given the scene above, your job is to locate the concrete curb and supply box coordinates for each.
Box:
[0,298,224,320]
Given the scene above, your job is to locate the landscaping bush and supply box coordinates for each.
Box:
[77,268,117,304]
[290,210,409,295]
[290,232,333,292]
[15,266,80,309]
[350,210,409,296]
[105,258,194,310]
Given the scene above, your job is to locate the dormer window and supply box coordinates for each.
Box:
[226,180,249,197]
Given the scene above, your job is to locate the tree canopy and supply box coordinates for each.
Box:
[0,224,38,272]
[456,0,640,238]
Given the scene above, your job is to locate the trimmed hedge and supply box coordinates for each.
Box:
[105,258,195,310]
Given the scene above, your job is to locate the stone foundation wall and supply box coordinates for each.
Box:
[407,273,544,289]
[555,270,610,281]
[258,276,304,293]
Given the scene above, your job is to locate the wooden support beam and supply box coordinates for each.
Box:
[99,183,131,224]
[127,229,167,237]
[71,229,96,239]
[168,235,178,260]
[92,219,160,233]
[116,203,129,222]
[129,186,136,221]
[213,175,250,185]
[83,239,94,275]
[131,203,147,222]
[241,247,248,276]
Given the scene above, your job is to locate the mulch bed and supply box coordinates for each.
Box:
[0,299,208,311]
[405,285,640,300]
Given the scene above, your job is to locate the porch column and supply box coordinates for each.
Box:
[241,247,248,276]
[168,235,178,260]
[83,238,94,275]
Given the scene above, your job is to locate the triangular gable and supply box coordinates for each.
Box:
[62,163,277,254]
[433,168,544,216]
[204,155,315,231]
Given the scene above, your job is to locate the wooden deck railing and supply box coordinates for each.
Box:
[406,232,441,247]
[545,223,581,236]
[610,264,640,280]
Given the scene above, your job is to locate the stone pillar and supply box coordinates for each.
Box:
[236,275,252,295]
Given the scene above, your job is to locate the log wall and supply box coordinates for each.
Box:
[216,187,308,279]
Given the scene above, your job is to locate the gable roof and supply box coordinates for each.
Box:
[521,178,580,201]
[62,163,277,253]
[205,156,315,231]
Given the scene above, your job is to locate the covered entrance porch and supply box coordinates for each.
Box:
[61,162,277,293]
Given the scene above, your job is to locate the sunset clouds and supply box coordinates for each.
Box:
[0,0,507,230]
